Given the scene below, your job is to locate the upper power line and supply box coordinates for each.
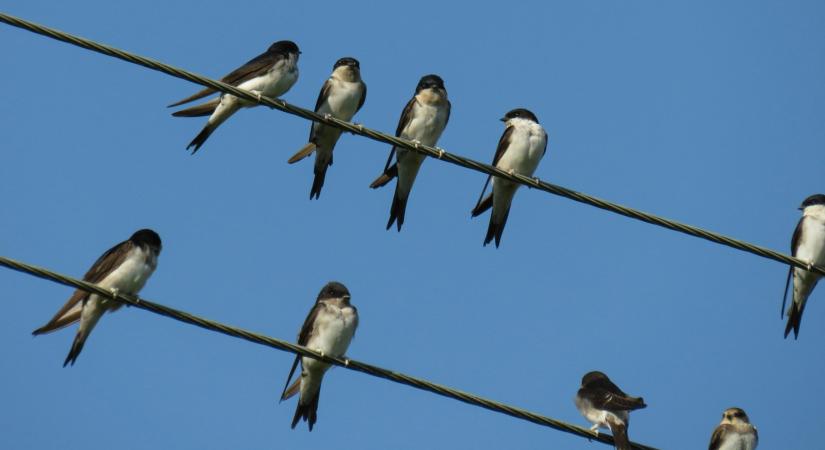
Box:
[0,12,820,279]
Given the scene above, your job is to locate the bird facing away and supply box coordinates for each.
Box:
[471,108,547,247]
[169,40,300,154]
[574,371,647,450]
[369,74,450,231]
[280,281,359,431]
[287,57,367,199]
[708,407,758,450]
[32,229,162,366]
[781,193,825,339]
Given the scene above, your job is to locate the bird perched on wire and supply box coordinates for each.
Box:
[574,371,647,450]
[280,281,359,431]
[781,193,825,339]
[369,74,450,231]
[32,229,162,366]
[708,407,758,450]
[287,57,367,199]
[471,108,547,247]
[169,40,300,154]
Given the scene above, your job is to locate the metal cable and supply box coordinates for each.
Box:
[1,254,657,449]
[0,12,820,278]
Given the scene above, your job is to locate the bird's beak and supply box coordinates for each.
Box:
[343,294,351,302]
[499,117,507,122]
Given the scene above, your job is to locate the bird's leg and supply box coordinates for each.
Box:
[590,424,600,433]
[109,288,123,306]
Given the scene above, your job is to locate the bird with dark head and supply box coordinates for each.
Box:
[416,74,446,92]
[287,56,366,199]
[781,193,825,339]
[32,228,162,366]
[708,407,758,450]
[471,107,547,247]
[499,108,538,123]
[574,371,647,450]
[369,74,451,231]
[280,281,359,431]
[169,40,301,154]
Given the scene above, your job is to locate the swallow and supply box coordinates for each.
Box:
[169,40,300,154]
[287,57,367,199]
[574,371,647,450]
[470,108,547,247]
[32,229,162,366]
[369,74,450,231]
[280,281,358,431]
[708,407,758,450]
[781,193,825,339]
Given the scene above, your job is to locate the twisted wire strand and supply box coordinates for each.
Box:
[0,12,820,278]
[1,254,657,449]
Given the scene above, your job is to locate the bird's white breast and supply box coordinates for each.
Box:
[319,78,362,121]
[575,396,629,430]
[496,118,546,177]
[575,397,608,429]
[793,210,825,300]
[97,247,157,295]
[238,54,299,99]
[304,303,358,371]
[797,208,825,266]
[400,96,448,147]
[716,430,757,450]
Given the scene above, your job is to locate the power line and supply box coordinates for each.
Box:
[0,254,658,450]
[0,12,821,279]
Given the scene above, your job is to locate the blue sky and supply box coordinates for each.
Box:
[1,1,824,449]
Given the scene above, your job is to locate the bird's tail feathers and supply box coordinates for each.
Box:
[387,188,408,231]
[310,164,328,200]
[483,205,511,248]
[291,386,321,431]
[606,416,631,450]
[186,125,215,154]
[784,301,805,340]
[63,330,87,367]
